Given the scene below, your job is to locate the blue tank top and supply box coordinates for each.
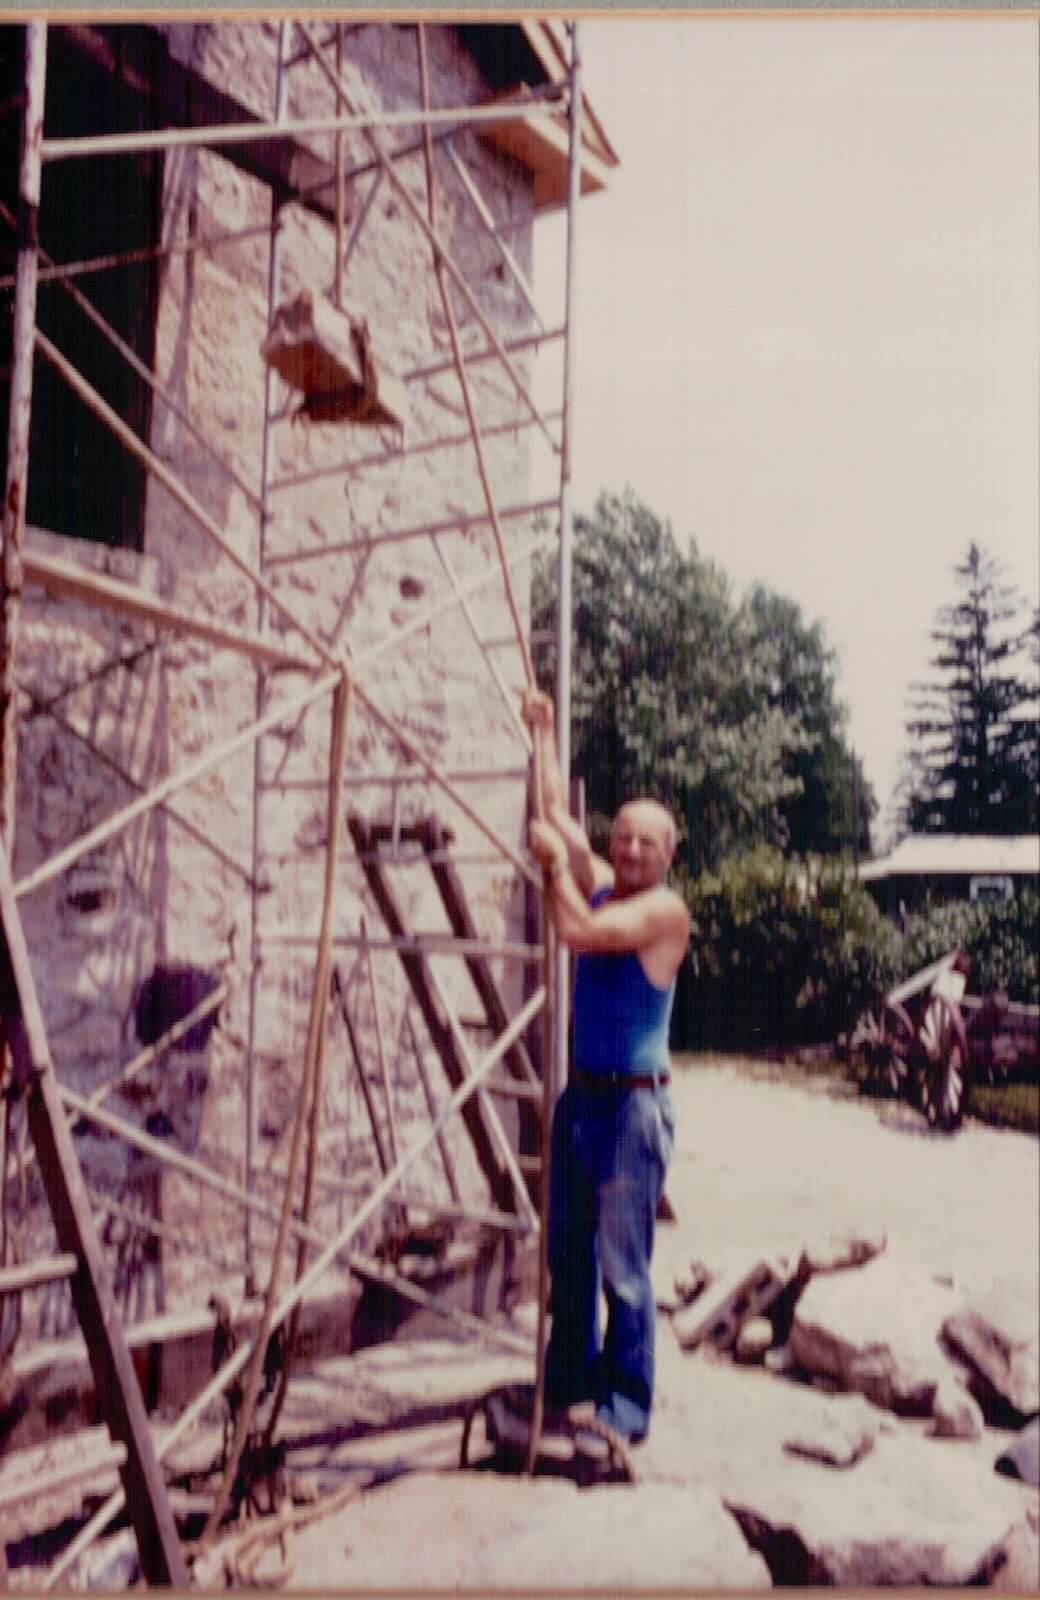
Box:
[571,888,677,1076]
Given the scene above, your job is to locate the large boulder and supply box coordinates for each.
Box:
[281,1473,772,1589]
[942,1280,1040,1422]
[728,1430,1037,1587]
[789,1251,963,1413]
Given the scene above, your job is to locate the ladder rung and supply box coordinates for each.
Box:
[0,1253,78,1295]
[484,1076,543,1103]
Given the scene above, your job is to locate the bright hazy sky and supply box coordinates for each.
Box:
[533,17,1039,845]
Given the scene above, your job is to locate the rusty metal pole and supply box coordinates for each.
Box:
[244,17,292,1289]
[0,21,47,853]
[528,15,584,1479]
[554,19,582,1101]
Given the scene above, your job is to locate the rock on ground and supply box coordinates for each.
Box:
[783,1394,878,1467]
[931,1375,985,1439]
[789,1250,965,1413]
[943,1280,1040,1421]
[729,1429,1037,1587]
[281,1472,771,1590]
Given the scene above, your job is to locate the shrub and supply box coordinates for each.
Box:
[900,888,1038,1005]
[676,847,900,1051]
[675,857,1038,1054]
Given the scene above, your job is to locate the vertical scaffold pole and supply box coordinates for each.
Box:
[244,18,292,1289]
[553,20,582,1099]
[0,21,47,851]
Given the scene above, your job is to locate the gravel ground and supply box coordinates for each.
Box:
[238,1057,1039,1590]
[658,1055,1039,1302]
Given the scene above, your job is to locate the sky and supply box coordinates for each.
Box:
[532,16,1039,847]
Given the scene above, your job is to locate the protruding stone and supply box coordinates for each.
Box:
[735,1316,774,1364]
[943,1282,1040,1421]
[930,1377,984,1439]
[790,1252,963,1414]
[797,1227,887,1278]
[783,1395,878,1467]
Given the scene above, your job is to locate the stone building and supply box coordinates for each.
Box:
[0,21,615,1334]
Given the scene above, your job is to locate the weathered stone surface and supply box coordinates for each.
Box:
[943,1280,1040,1421]
[282,1473,771,1590]
[789,1251,964,1413]
[783,1395,877,1467]
[989,1504,1040,1588]
[996,1416,1040,1486]
[729,1430,1035,1587]
[930,1375,984,1439]
[797,1226,887,1278]
[674,1261,784,1352]
[736,1316,774,1364]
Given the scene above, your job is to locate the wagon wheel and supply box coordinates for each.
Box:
[851,1001,915,1099]
[917,995,969,1132]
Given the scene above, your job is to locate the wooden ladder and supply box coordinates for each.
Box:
[347,812,544,1213]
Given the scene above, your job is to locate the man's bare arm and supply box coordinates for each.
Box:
[521,690,611,897]
[529,819,689,980]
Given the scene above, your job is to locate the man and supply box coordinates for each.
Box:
[522,689,690,1451]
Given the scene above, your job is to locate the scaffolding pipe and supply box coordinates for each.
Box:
[355,530,551,673]
[351,681,541,887]
[263,765,529,790]
[417,22,537,698]
[0,21,46,849]
[334,22,345,308]
[406,322,563,386]
[42,984,547,1585]
[404,1009,461,1203]
[0,199,266,517]
[529,14,585,1483]
[299,77,566,199]
[33,329,335,669]
[22,549,314,672]
[262,933,544,961]
[245,16,293,1290]
[13,669,340,901]
[297,21,558,454]
[554,21,583,1100]
[266,494,559,569]
[444,141,542,327]
[269,405,561,497]
[17,683,258,890]
[0,214,286,293]
[429,532,532,752]
[39,87,569,164]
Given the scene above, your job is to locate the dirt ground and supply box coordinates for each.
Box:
[179,1057,1040,1591]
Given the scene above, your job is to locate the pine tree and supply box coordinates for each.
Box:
[904,544,1039,835]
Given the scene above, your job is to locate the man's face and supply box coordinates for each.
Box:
[608,802,674,896]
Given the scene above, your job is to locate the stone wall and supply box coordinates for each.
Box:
[13,21,542,1323]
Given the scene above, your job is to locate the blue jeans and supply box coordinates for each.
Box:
[543,1078,675,1442]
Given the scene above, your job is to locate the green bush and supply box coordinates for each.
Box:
[676,846,900,1051]
[675,860,1038,1053]
[901,888,1038,1005]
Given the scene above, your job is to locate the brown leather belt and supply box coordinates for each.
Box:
[573,1070,669,1094]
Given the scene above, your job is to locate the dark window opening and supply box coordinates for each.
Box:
[0,25,164,551]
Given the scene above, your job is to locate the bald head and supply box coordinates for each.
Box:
[608,799,678,895]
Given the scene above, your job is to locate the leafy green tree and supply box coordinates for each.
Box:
[532,489,865,872]
[903,544,1039,835]
[744,585,876,858]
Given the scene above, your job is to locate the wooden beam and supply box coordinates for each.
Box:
[23,548,316,672]
[0,23,46,847]
[0,847,189,1588]
[0,1252,76,1295]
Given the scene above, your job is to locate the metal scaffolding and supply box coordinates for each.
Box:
[0,15,585,1585]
